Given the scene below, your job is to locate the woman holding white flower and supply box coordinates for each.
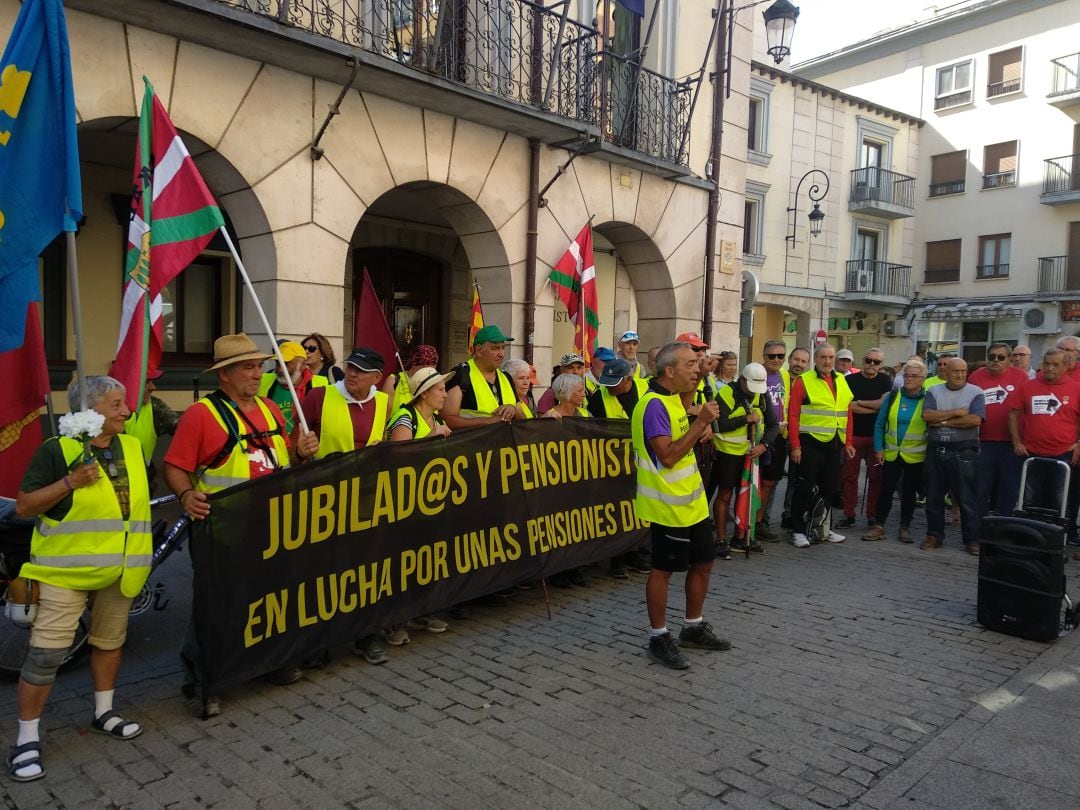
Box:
[9,376,151,783]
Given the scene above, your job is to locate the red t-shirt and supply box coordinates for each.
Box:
[968,366,1030,442]
[1007,376,1080,456]
[165,397,289,479]
[301,385,380,450]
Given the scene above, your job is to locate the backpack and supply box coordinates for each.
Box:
[804,484,831,545]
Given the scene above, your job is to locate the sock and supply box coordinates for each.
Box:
[684,616,703,626]
[94,689,114,719]
[649,626,669,638]
[12,718,42,776]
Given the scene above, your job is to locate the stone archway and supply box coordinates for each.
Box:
[593,221,676,350]
[347,181,510,367]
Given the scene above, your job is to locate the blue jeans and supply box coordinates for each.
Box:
[978,442,1021,517]
[924,441,981,546]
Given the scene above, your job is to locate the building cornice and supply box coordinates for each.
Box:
[751,61,924,127]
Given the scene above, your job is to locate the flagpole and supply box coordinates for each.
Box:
[66,232,88,412]
[216,226,311,435]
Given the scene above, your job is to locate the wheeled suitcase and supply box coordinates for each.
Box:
[977,458,1077,641]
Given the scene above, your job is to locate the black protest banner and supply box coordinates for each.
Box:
[191,418,649,692]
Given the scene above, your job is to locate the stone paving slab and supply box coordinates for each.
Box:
[1,486,1078,807]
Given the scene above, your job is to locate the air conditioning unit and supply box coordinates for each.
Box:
[882,319,908,338]
[1021,304,1061,335]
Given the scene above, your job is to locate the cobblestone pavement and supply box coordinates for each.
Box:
[2,486,1078,808]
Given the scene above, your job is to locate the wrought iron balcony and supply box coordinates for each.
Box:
[847,167,915,219]
[982,170,1016,189]
[934,89,971,110]
[929,179,965,197]
[1037,255,1080,294]
[1040,154,1080,205]
[1048,53,1080,107]
[987,78,1021,97]
[213,0,692,165]
[844,259,912,301]
[975,263,1009,279]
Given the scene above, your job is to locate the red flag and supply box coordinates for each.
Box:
[111,78,225,411]
[550,223,599,363]
[0,305,49,498]
[354,267,399,379]
[468,283,485,351]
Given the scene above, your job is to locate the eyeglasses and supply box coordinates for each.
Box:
[100,448,119,479]
[693,347,706,353]
[765,353,785,360]
[303,344,319,353]
[988,353,1009,361]
[863,358,883,365]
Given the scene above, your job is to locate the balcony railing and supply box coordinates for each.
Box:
[849,167,916,209]
[976,263,1010,279]
[982,170,1016,189]
[987,78,1021,97]
[214,0,691,165]
[1038,255,1080,294]
[1050,53,1080,96]
[844,260,912,298]
[1043,155,1080,195]
[929,179,965,197]
[934,89,971,110]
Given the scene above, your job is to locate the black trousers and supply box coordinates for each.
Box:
[875,457,923,526]
[792,436,842,533]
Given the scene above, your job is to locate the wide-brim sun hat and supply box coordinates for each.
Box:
[408,367,455,402]
[206,333,273,372]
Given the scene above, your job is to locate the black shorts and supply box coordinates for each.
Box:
[650,519,716,572]
[711,451,745,492]
[761,436,787,482]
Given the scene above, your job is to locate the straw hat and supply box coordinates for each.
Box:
[408,367,455,402]
[206,333,273,372]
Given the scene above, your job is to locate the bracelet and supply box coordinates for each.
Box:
[62,475,73,491]
[177,488,194,504]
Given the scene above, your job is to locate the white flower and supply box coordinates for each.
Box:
[58,410,105,441]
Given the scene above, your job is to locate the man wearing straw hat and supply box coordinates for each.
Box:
[164,333,319,717]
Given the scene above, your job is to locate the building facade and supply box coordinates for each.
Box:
[796,0,1080,363]
[4,0,759,409]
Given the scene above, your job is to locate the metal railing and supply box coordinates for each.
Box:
[1050,53,1080,96]
[987,78,1021,97]
[1043,154,1080,195]
[982,170,1016,189]
[929,179,965,197]
[844,260,912,298]
[976,263,1010,279]
[1037,255,1080,293]
[934,89,971,110]
[214,0,691,164]
[848,167,916,209]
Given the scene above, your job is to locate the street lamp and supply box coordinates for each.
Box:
[762,0,800,64]
[786,169,829,245]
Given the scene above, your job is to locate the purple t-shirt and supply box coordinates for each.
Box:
[765,370,785,423]
[642,398,673,467]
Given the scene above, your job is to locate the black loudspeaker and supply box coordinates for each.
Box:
[978,514,1066,642]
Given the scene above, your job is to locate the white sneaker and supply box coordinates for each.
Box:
[792,533,810,548]
[827,531,845,543]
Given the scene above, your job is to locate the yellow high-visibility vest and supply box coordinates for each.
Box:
[798,372,854,444]
[630,391,708,527]
[22,435,152,597]
[460,359,516,417]
[315,385,388,458]
[884,392,927,463]
[597,378,648,419]
[712,383,765,456]
[125,400,156,462]
[193,395,290,493]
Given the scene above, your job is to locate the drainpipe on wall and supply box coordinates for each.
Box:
[702,0,729,346]
[524,138,541,365]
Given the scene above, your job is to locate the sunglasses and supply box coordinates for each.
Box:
[765,353,785,360]
[303,344,319,353]
[988,353,1009,361]
[863,358,883,365]
[100,448,119,479]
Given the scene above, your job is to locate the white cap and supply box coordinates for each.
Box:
[836,349,855,361]
[742,362,768,394]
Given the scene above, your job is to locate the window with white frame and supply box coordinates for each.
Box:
[743,181,768,261]
[982,140,1018,189]
[935,60,974,110]
[747,75,773,165]
[987,46,1023,98]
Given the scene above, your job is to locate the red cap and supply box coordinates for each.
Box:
[676,332,709,349]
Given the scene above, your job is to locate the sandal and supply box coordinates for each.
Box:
[7,740,45,782]
[90,709,142,741]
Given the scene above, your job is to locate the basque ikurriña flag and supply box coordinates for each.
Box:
[112,78,225,411]
[550,222,599,363]
[0,0,82,352]
[733,420,763,543]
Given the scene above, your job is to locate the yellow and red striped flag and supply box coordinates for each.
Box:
[468,283,485,351]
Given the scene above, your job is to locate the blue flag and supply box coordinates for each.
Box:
[616,0,645,16]
[0,0,82,351]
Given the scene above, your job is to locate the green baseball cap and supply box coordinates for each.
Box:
[473,325,512,345]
